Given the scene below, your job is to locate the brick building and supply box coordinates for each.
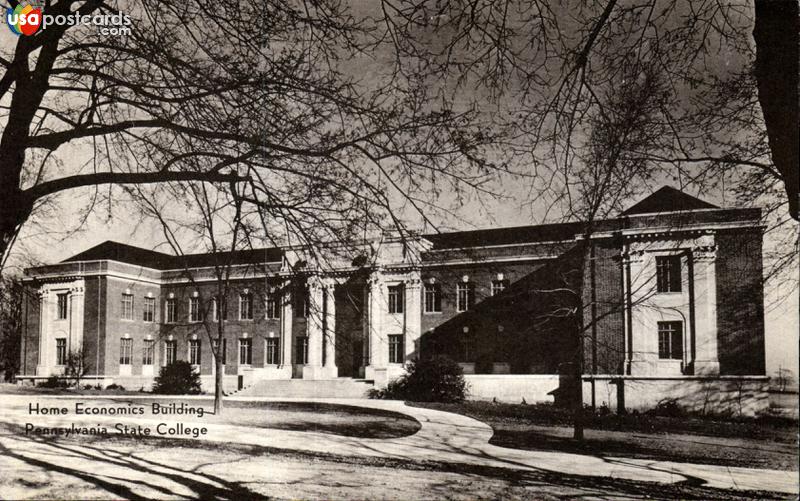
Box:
[17,187,769,413]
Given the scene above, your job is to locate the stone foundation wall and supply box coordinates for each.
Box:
[583,375,770,417]
[464,374,560,403]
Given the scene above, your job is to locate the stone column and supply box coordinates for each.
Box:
[364,270,384,381]
[404,274,422,362]
[303,276,325,379]
[280,279,293,369]
[692,243,720,375]
[322,279,338,378]
[36,289,49,376]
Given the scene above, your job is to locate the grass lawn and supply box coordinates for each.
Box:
[412,401,799,471]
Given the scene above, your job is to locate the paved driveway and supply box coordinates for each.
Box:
[0,395,796,498]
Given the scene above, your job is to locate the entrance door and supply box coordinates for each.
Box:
[351,340,363,378]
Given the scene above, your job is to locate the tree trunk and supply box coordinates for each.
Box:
[214,321,224,415]
[753,0,799,221]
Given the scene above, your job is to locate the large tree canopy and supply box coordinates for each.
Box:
[0,0,796,276]
[0,0,502,270]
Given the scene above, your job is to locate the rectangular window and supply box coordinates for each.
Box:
[212,296,228,322]
[295,336,309,364]
[189,339,202,365]
[240,293,254,320]
[56,293,68,320]
[657,321,683,360]
[266,291,281,319]
[266,338,280,365]
[189,297,201,322]
[456,283,473,312]
[166,298,177,323]
[165,340,177,365]
[491,279,508,296]
[121,293,134,320]
[212,339,228,365]
[56,338,66,365]
[388,334,404,364]
[239,338,252,365]
[143,297,155,322]
[656,255,682,293]
[388,285,404,314]
[142,340,155,365]
[423,283,442,313]
[120,338,132,365]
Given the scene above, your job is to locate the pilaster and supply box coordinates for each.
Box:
[404,274,422,362]
[692,243,720,375]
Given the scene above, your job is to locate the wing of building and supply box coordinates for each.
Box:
[17,186,769,414]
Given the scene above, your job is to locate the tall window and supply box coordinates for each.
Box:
[388,285,404,314]
[239,338,252,365]
[656,255,682,293]
[294,287,309,318]
[189,339,202,365]
[142,340,155,365]
[212,296,228,322]
[143,297,155,322]
[491,279,508,296]
[56,338,66,365]
[120,338,132,365]
[388,334,404,364]
[424,283,442,313]
[239,293,254,320]
[460,336,474,362]
[456,283,473,312]
[213,339,227,365]
[266,291,281,319]
[56,293,68,320]
[658,321,683,360]
[295,336,309,364]
[189,297,201,322]
[266,338,280,364]
[166,298,177,323]
[121,293,134,320]
[165,340,177,365]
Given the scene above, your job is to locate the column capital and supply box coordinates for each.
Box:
[405,278,422,289]
[694,245,717,262]
[621,250,644,264]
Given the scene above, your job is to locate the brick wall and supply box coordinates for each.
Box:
[715,229,766,375]
[582,239,625,375]
[103,277,162,376]
[421,249,582,373]
[20,284,40,375]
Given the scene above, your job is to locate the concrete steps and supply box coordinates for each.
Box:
[237,378,375,398]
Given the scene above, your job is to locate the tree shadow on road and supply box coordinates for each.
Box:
[0,422,270,500]
[0,421,793,501]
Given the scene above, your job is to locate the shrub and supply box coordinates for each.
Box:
[106,383,125,391]
[649,399,685,418]
[152,361,202,395]
[369,356,467,403]
[38,375,67,388]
